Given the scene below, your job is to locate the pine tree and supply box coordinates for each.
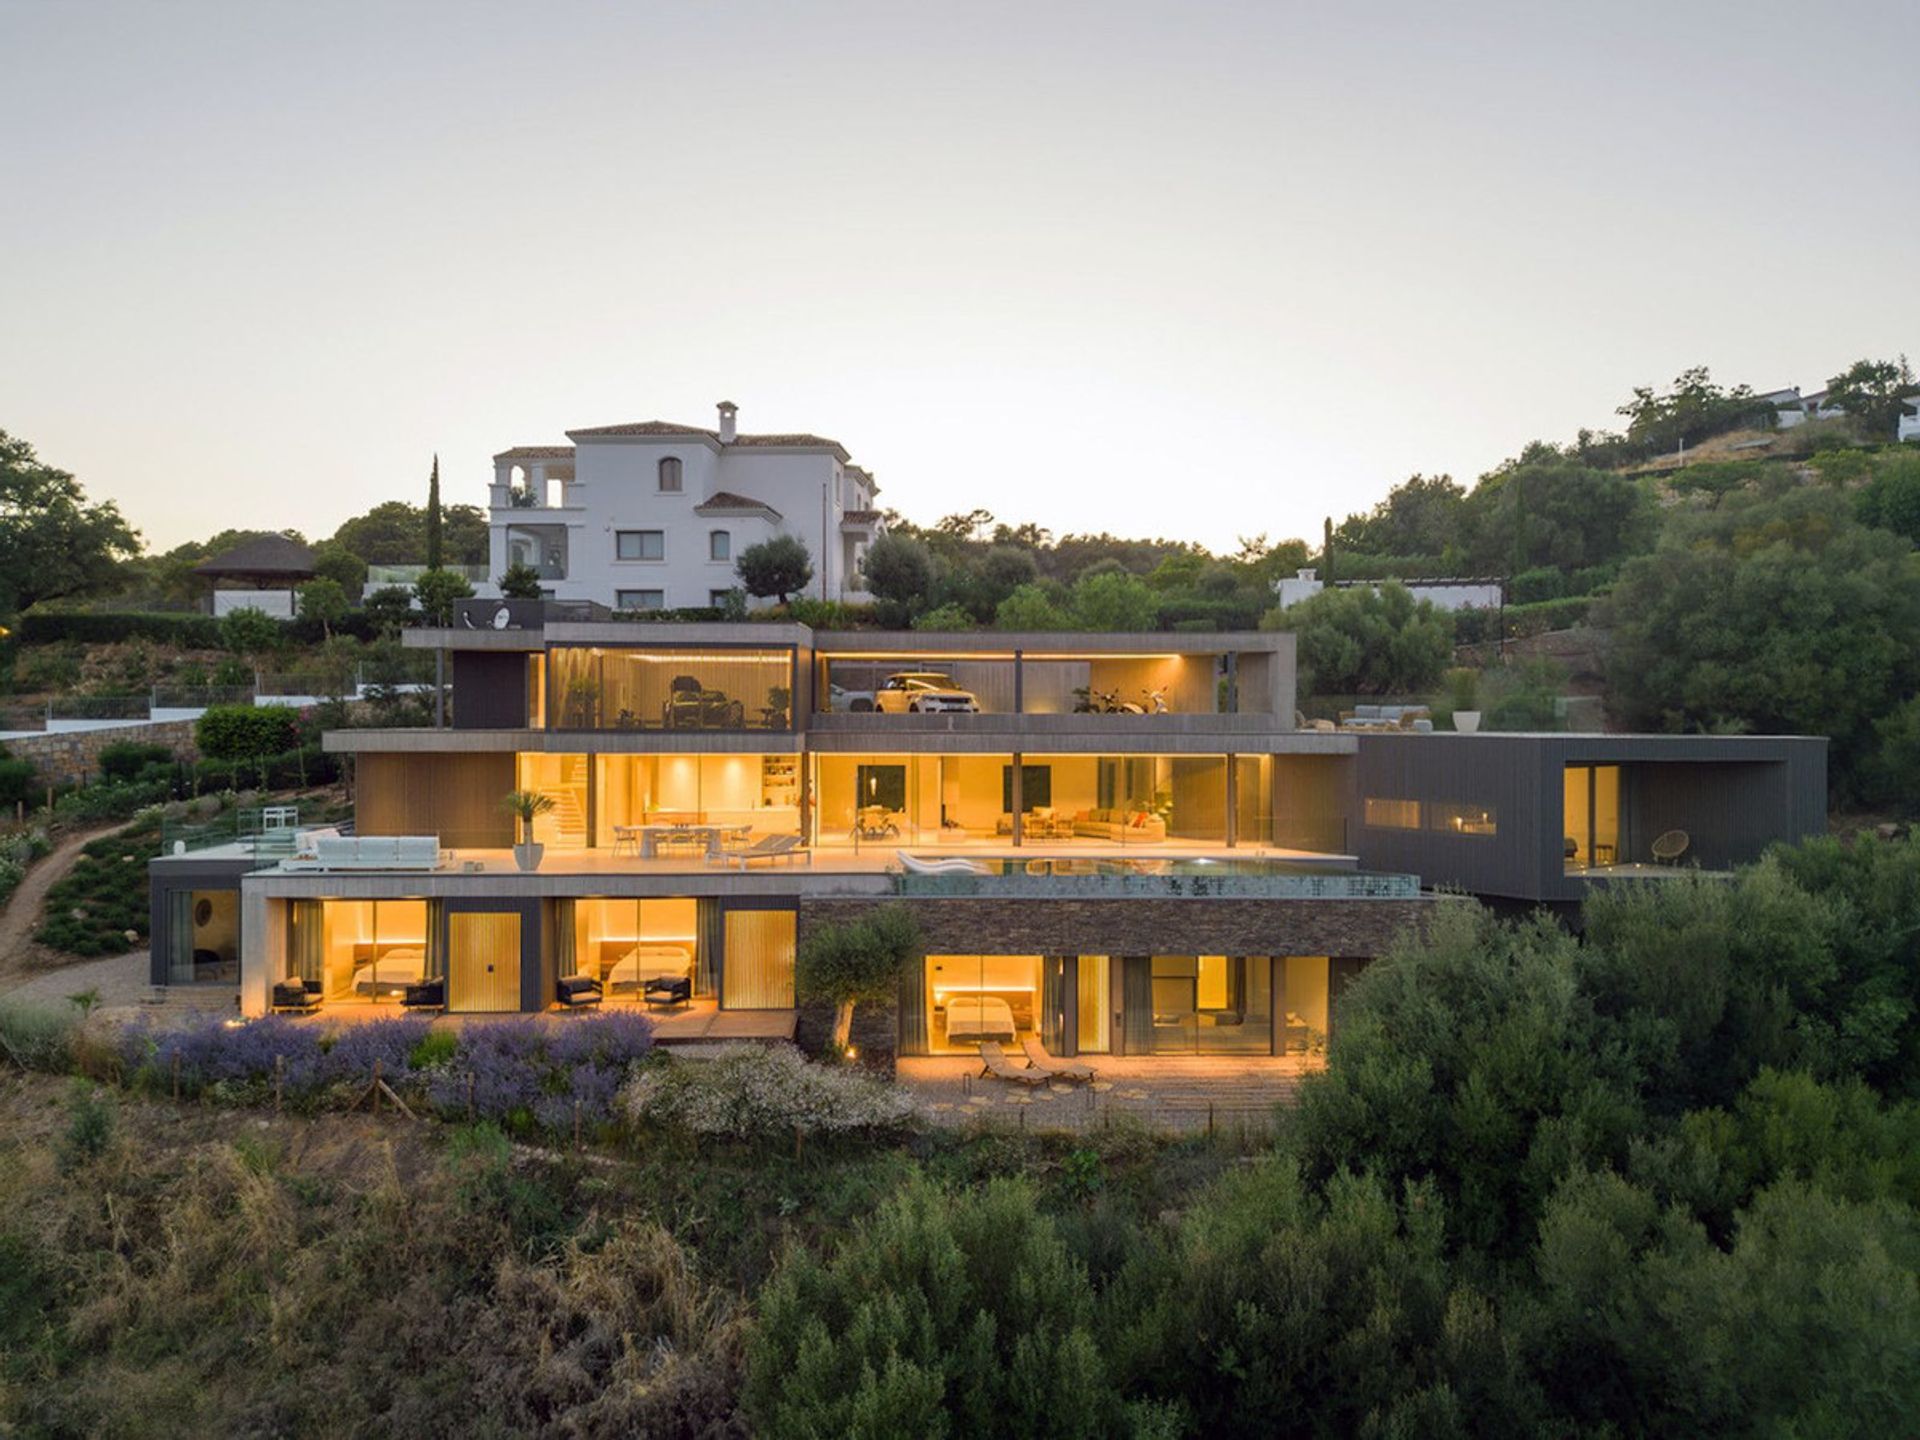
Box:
[425,454,443,570]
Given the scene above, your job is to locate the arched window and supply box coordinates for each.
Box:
[658,457,683,493]
[709,529,731,562]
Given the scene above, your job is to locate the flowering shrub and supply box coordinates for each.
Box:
[425,1013,655,1135]
[622,1044,918,1141]
[114,1011,651,1131]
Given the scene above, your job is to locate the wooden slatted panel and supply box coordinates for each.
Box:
[449,912,521,1012]
[721,910,796,1009]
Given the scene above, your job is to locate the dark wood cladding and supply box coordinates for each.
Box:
[799,895,1436,959]
[355,752,516,848]
[452,651,530,730]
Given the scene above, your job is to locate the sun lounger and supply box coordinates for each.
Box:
[706,833,811,868]
[897,852,992,876]
[1020,1035,1094,1083]
[978,1040,1049,1086]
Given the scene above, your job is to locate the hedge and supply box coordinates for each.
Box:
[197,704,302,761]
[16,612,225,648]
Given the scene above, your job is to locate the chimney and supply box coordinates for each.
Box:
[717,400,738,444]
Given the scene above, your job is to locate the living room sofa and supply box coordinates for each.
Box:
[1071,808,1169,842]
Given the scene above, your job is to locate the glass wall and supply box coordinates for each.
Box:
[814,754,1230,847]
[1564,764,1621,870]
[816,651,1224,716]
[595,754,801,849]
[167,888,239,984]
[1280,955,1330,1056]
[820,655,1016,714]
[722,909,796,1008]
[319,899,430,1003]
[924,954,1045,1054]
[547,646,793,731]
[1020,654,1217,715]
[516,753,588,848]
[569,898,700,999]
[1145,955,1272,1054]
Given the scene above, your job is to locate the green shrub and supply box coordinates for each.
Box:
[14,612,224,648]
[0,752,35,807]
[621,1044,918,1140]
[1509,565,1566,604]
[746,1173,1150,1438]
[55,1080,114,1172]
[36,828,157,957]
[196,704,301,762]
[97,741,174,782]
[0,998,80,1071]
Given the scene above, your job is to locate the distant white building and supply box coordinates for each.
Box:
[1900,396,1920,445]
[1272,569,1503,612]
[1759,386,1847,429]
[487,401,880,611]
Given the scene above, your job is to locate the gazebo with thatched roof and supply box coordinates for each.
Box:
[194,534,317,618]
[193,534,317,588]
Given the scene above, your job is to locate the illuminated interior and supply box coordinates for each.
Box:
[812,753,1237,846]
[816,651,1222,715]
[1564,764,1621,868]
[1145,955,1273,1054]
[547,646,793,730]
[923,954,1046,1054]
[594,754,800,848]
[318,899,430,1003]
[567,898,700,997]
[1281,956,1330,1055]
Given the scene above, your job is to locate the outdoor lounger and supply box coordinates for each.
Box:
[706,833,812,869]
[978,1040,1049,1087]
[1021,1036,1094,1083]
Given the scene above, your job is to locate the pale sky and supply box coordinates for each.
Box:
[3,0,1916,556]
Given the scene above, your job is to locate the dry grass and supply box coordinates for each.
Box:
[0,1073,748,1438]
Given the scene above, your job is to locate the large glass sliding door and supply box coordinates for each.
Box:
[570,898,700,999]
[1564,764,1622,871]
[320,899,429,1003]
[923,954,1044,1053]
[1138,955,1276,1054]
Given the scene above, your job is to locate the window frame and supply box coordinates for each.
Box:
[657,457,683,493]
[709,528,731,562]
[615,529,665,562]
[614,588,666,612]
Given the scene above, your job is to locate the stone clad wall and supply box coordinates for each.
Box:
[1,719,200,790]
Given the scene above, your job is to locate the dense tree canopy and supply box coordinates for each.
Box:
[1826,355,1918,441]
[0,430,141,618]
[1458,444,1655,574]
[735,535,814,605]
[330,499,486,566]
[1265,582,1453,697]
[1602,488,1920,797]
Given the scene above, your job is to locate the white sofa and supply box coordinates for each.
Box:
[281,835,444,872]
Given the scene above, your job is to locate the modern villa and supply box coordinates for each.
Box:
[489,401,880,612]
[148,605,1826,1068]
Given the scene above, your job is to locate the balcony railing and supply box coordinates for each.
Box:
[892,857,1420,901]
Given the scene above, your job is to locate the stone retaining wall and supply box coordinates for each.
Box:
[1,719,200,789]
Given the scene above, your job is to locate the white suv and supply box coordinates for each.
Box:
[874,672,980,714]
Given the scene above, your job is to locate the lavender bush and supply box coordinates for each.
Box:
[426,1012,654,1135]
[107,1010,652,1132]
[622,1044,918,1141]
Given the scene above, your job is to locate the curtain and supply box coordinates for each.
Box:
[288,898,324,984]
[424,899,447,980]
[168,889,196,985]
[553,899,577,978]
[722,909,796,1009]
[1041,957,1067,1054]
[696,898,724,997]
[1120,957,1153,1056]
[897,960,930,1056]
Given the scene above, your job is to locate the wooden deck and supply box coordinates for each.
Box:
[897,1053,1323,1134]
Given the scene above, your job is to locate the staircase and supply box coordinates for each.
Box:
[550,756,588,847]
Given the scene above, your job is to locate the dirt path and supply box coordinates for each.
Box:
[0,823,128,988]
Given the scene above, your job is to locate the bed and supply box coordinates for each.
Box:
[603,942,694,995]
[351,946,427,997]
[943,994,1017,1044]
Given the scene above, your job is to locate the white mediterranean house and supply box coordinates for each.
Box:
[1900,396,1920,445]
[487,401,880,611]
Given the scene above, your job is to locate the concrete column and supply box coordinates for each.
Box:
[240,890,274,1017]
[1010,752,1023,847]
[1225,753,1238,848]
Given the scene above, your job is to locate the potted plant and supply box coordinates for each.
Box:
[1445,666,1482,734]
[766,685,791,729]
[502,789,556,871]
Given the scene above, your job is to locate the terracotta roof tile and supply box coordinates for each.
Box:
[695,491,782,516]
[492,445,575,462]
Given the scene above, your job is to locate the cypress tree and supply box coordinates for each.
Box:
[425,454,443,570]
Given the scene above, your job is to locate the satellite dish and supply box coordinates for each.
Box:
[492,605,512,630]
